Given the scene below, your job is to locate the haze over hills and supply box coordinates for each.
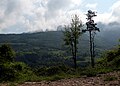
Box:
[97,22,120,47]
[0,22,120,67]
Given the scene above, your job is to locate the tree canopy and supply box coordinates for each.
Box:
[0,44,15,63]
[63,15,83,69]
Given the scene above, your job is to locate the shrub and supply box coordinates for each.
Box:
[96,68,112,74]
[80,68,97,77]
[50,75,64,81]
[35,66,62,76]
[0,44,15,63]
[35,65,75,76]
[0,62,38,82]
[104,76,117,81]
[0,62,18,81]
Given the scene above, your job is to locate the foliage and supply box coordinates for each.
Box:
[48,75,65,81]
[80,68,97,77]
[104,76,117,81]
[16,51,66,68]
[0,33,119,83]
[97,44,120,68]
[63,15,83,69]
[0,31,116,68]
[0,44,15,63]
[35,66,62,76]
[34,65,76,76]
[0,44,39,83]
[0,62,39,82]
[95,39,120,75]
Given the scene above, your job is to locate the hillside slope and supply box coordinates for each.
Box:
[0,30,119,67]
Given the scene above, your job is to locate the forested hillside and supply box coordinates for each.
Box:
[0,30,119,67]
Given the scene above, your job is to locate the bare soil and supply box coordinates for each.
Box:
[1,71,120,86]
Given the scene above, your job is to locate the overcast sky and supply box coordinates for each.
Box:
[0,0,119,33]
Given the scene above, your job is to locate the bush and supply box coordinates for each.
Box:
[0,62,18,81]
[0,62,38,82]
[80,67,113,77]
[96,68,113,74]
[35,65,75,76]
[104,76,117,81]
[49,75,64,81]
[96,44,120,68]
[106,50,116,62]
[80,68,97,77]
[0,44,15,63]
[35,66,62,76]
[46,66,62,76]
[109,56,120,67]
[0,44,40,82]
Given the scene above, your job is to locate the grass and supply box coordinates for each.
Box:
[79,67,113,77]
[104,76,118,81]
[8,83,17,86]
[0,64,118,85]
[38,72,80,81]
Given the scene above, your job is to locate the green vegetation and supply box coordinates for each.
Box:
[0,31,118,68]
[96,41,120,68]
[0,44,15,63]
[0,44,80,83]
[0,34,120,84]
[63,15,83,69]
[104,76,118,81]
[0,44,39,83]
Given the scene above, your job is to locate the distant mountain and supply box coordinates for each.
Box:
[97,22,120,47]
[0,25,119,67]
[0,31,114,53]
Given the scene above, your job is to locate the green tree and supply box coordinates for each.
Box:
[0,44,15,63]
[118,39,120,49]
[97,39,120,68]
[0,44,37,82]
[63,15,83,69]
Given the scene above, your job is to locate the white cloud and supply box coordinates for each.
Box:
[0,0,84,33]
[110,1,120,22]
[94,13,111,24]
[0,0,120,33]
[71,0,82,7]
[86,3,98,10]
[93,0,120,24]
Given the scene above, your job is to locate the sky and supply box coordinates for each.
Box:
[0,0,120,33]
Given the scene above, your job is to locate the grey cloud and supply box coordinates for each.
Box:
[0,0,34,33]
[0,0,82,33]
[0,0,7,9]
[110,1,120,22]
[5,0,19,15]
[98,22,120,31]
[3,0,120,34]
[0,0,21,15]
[1,23,28,33]
[45,0,72,19]
[47,0,71,11]
[97,22,120,46]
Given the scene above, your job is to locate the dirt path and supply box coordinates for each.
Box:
[19,77,120,86]
[19,71,120,86]
[1,71,120,86]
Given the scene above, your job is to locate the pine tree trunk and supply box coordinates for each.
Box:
[89,31,94,68]
[71,41,76,69]
[74,41,77,69]
[73,56,77,69]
